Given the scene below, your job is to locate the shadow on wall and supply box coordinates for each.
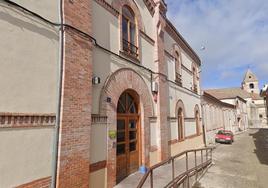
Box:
[249,128,268,165]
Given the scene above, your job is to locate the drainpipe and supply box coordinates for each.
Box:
[51,0,64,187]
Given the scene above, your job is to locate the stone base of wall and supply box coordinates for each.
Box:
[16,177,51,188]
[90,168,107,188]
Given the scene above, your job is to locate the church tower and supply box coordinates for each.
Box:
[241,69,260,94]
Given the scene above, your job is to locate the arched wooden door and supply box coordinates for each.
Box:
[116,90,140,184]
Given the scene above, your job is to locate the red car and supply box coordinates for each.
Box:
[215,130,234,144]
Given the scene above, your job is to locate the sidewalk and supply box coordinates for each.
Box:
[115,151,210,188]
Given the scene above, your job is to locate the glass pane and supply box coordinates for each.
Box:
[117,131,125,142]
[130,23,136,45]
[126,93,133,108]
[129,120,136,129]
[129,103,137,113]
[122,17,128,41]
[117,144,125,155]
[117,119,125,130]
[129,131,136,140]
[129,142,136,152]
[117,103,125,113]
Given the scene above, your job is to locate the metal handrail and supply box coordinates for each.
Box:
[137,147,215,188]
[123,39,138,57]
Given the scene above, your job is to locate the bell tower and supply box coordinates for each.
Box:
[241,69,260,94]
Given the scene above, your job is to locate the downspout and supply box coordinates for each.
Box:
[51,0,64,187]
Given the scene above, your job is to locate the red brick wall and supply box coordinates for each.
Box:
[153,2,169,161]
[56,0,92,187]
[16,177,51,188]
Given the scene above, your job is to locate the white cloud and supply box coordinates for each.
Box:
[166,0,268,88]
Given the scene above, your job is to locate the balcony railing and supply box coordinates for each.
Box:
[123,39,138,57]
[137,147,214,188]
[175,73,182,86]
[193,84,198,93]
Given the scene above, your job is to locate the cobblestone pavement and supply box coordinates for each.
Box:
[194,128,268,188]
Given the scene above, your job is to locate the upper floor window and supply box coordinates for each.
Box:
[249,83,254,89]
[192,65,198,93]
[122,6,138,57]
[175,51,182,85]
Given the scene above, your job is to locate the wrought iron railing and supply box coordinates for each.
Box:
[193,84,198,93]
[137,147,214,188]
[123,39,138,57]
[175,73,182,86]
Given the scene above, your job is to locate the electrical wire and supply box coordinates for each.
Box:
[2,0,201,97]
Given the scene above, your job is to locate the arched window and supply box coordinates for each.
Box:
[122,6,138,57]
[178,108,184,141]
[249,83,254,89]
[192,65,198,93]
[175,51,182,85]
[195,110,200,135]
[194,105,201,135]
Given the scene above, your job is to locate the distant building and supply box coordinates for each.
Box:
[260,84,268,124]
[204,69,267,129]
[202,92,236,145]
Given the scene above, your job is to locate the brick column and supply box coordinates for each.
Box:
[56,0,92,188]
[153,1,169,161]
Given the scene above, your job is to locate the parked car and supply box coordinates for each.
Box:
[215,130,234,144]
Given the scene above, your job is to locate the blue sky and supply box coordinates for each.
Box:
[165,0,268,89]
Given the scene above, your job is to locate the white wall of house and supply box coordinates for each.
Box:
[0,1,59,187]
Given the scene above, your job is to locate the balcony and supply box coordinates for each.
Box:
[122,39,138,58]
[193,84,198,93]
[175,73,182,86]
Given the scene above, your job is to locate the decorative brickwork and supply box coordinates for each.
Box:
[56,0,93,187]
[91,114,107,124]
[99,68,154,187]
[0,113,55,128]
[90,160,107,173]
[94,0,119,17]
[16,176,51,188]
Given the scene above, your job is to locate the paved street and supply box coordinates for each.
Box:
[195,129,268,188]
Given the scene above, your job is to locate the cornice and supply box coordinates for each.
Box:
[94,0,120,17]
[165,19,201,66]
[0,113,56,128]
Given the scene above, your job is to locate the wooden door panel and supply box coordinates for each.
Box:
[116,155,127,183]
[116,115,139,183]
[129,150,139,173]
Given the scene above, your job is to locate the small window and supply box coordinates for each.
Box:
[249,76,252,79]
[259,114,263,118]
[174,51,182,85]
[250,83,254,89]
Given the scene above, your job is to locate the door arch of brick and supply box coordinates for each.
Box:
[99,68,154,187]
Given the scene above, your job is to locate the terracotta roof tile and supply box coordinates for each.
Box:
[205,87,252,99]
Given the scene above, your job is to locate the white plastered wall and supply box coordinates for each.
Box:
[0,127,54,187]
[0,2,59,113]
[0,1,59,187]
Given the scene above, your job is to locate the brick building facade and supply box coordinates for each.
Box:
[0,0,204,187]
